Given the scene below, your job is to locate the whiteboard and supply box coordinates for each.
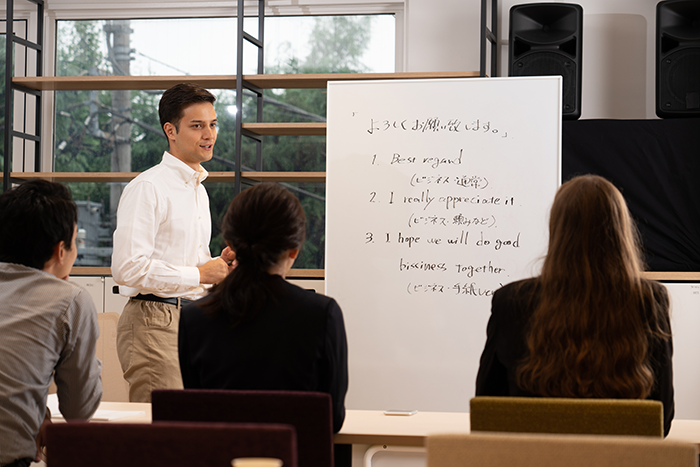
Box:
[326,77,562,412]
[665,282,700,419]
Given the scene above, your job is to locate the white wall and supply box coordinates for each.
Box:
[403,0,662,119]
[404,0,481,73]
[3,0,666,120]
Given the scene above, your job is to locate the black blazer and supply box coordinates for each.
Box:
[475,278,675,436]
[178,275,349,432]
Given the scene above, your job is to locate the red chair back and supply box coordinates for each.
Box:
[152,389,333,467]
[45,421,297,467]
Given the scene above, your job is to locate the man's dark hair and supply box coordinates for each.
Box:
[158,83,216,136]
[0,179,78,269]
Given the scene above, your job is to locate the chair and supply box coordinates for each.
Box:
[45,421,298,467]
[469,396,664,437]
[426,432,697,467]
[152,389,334,467]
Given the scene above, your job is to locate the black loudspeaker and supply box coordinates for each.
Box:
[509,3,583,120]
[656,0,700,118]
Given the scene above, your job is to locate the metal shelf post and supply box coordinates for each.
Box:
[3,0,44,191]
[234,0,265,194]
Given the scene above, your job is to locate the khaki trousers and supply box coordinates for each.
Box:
[116,298,184,402]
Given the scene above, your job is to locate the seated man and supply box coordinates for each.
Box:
[0,179,103,467]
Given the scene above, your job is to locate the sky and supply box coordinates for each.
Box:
[94,15,397,77]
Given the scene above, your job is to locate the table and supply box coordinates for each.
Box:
[334,410,470,446]
[94,401,152,423]
[90,402,700,448]
[338,411,700,448]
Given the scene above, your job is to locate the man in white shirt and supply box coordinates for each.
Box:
[0,179,102,467]
[111,83,234,402]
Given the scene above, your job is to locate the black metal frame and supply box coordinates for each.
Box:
[234,0,265,194]
[480,0,498,77]
[3,0,43,191]
[4,1,492,192]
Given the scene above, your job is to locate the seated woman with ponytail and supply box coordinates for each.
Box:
[475,174,674,435]
[178,182,348,432]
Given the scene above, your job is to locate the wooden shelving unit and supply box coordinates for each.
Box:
[0,171,327,183]
[8,71,480,186]
[64,269,700,282]
[72,266,325,279]
[8,70,696,283]
[3,2,694,284]
[8,71,479,278]
[1,0,482,280]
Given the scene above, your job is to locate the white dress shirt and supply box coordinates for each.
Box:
[111,151,213,300]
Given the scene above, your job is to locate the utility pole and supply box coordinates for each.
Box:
[104,20,133,220]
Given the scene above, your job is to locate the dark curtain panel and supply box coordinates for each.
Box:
[562,118,700,271]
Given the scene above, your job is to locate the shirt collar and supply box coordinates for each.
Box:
[162,151,209,184]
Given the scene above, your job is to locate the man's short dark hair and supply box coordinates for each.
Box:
[158,83,216,135]
[0,179,78,269]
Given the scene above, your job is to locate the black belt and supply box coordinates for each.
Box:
[133,293,193,307]
[3,459,32,467]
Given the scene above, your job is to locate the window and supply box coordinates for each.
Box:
[54,14,396,269]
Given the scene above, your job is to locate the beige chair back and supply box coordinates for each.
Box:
[50,312,129,402]
[427,432,697,467]
[96,312,129,402]
[470,396,663,437]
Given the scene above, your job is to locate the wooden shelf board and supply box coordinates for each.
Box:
[642,271,700,281]
[240,172,326,183]
[243,122,326,135]
[71,267,112,276]
[70,269,700,282]
[71,266,325,279]
[3,171,325,183]
[14,71,480,91]
[14,75,238,91]
[5,172,139,182]
[287,269,324,279]
[244,71,481,88]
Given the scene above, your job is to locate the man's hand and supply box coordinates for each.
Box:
[220,246,237,270]
[35,407,51,462]
[198,257,231,284]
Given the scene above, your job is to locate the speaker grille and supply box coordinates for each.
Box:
[509,3,583,119]
[656,0,700,116]
[512,52,578,114]
[659,48,700,110]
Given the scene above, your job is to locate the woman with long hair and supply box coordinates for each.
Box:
[475,174,673,435]
[178,182,348,432]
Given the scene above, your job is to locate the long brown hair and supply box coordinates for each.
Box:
[202,183,306,326]
[516,175,669,398]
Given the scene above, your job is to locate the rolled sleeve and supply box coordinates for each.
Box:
[322,300,348,433]
[54,289,103,420]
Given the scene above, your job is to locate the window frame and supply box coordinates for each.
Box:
[40,1,405,162]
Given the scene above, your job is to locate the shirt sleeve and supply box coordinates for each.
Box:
[111,179,201,294]
[320,299,348,433]
[53,289,103,420]
[648,284,674,437]
[475,291,510,396]
[178,305,199,389]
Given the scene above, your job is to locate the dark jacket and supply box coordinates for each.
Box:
[475,278,674,436]
[179,275,349,432]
